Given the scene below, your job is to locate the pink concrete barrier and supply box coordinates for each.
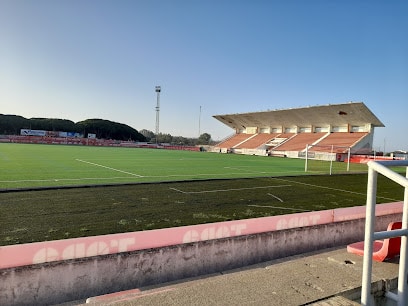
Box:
[0,202,402,269]
[333,201,403,222]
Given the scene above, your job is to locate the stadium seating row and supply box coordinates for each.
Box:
[216,132,369,154]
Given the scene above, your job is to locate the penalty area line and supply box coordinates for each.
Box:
[271,177,401,202]
[76,159,144,177]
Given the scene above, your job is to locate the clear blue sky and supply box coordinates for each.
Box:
[0,0,407,151]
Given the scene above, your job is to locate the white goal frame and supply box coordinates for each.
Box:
[303,144,351,175]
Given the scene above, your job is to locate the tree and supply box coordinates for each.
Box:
[0,115,30,134]
[76,119,146,141]
[0,113,215,145]
[156,133,172,144]
[172,136,188,145]
[30,118,77,132]
[139,129,155,142]
[198,133,211,145]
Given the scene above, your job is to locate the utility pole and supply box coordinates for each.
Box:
[198,105,202,137]
[383,137,386,154]
[155,86,161,142]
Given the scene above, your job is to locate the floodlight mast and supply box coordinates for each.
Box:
[198,105,202,137]
[155,86,161,141]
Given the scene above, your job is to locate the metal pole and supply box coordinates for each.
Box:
[330,145,333,175]
[361,167,377,305]
[155,86,161,143]
[198,106,202,137]
[383,137,386,154]
[305,144,308,172]
[397,167,408,305]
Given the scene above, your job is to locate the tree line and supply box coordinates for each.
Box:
[139,129,212,146]
[0,114,213,145]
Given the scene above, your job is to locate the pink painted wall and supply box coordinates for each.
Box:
[0,202,402,269]
[333,201,403,222]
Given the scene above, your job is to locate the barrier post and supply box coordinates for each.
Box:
[361,167,377,305]
[361,160,408,306]
[397,167,408,304]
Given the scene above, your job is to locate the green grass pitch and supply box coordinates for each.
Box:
[0,143,368,189]
[0,143,404,246]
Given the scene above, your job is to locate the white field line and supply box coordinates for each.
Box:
[169,185,291,194]
[267,193,284,202]
[248,204,310,212]
[271,177,402,202]
[76,159,144,177]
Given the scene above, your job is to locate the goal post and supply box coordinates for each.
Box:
[303,144,352,175]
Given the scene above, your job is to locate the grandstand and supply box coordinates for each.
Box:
[213,102,384,160]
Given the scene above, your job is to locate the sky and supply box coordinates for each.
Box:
[0,0,407,151]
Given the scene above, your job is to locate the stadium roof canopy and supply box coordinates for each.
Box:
[213,102,384,130]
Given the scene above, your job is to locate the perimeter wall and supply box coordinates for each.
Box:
[0,202,403,305]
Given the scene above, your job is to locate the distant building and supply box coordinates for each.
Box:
[391,150,408,160]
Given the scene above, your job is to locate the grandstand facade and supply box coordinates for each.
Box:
[213,102,384,161]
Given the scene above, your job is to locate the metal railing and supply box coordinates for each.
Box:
[361,160,408,305]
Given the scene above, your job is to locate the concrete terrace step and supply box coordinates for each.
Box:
[77,247,399,306]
